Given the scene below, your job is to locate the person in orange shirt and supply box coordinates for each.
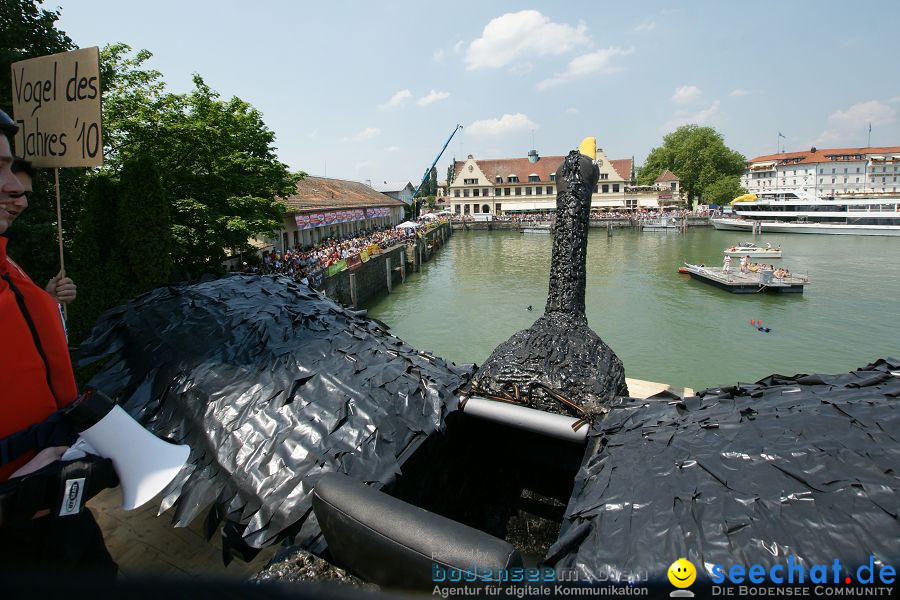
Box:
[0,109,116,577]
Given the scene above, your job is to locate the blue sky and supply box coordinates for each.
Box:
[55,0,900,184]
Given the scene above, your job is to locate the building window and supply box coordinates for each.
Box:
[528,174,540,182]
[454,189,460,197]
[547,186,553,195]
[831,178,835,184]
[483,189,489,197]
[508,175,519,183]
[495,176,502,183]
[856,177,859,183]
[600,173,608,180]
[463,189,469,197]
[495,203,501,212]
[831,168,835,174]
[482,204,490,213]
[613,184,619,193]
[464,178,478,185]
[473,188,480,197]
[504,187,511,196]
[602,184,609,193]
[550,173,556,182]
[594,185,599,193]
[525,187,532,195]
[454,204,460,214]
[515,187,522,196]
[464,204,470,214]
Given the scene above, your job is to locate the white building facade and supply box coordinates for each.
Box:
[742,146,900,199]
[447,149,635,215]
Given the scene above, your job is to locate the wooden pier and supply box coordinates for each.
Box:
[682,265,808,294]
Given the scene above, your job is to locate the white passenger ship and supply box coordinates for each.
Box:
[713,146,900,236]
[711,193,900,236]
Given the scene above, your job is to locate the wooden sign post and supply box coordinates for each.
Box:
[10,47,104,315]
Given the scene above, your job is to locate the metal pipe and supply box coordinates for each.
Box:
[461,396,588,443]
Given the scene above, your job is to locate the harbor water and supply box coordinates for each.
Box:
[365,227,900,391]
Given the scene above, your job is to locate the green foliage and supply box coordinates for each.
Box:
[118,156,172,292]
[69,171,129,340]
[446,163,454,185]
[703,175,747,206]
[0,0,74,116]
[99,45,297,274]
[638,125,745,207]
[427,166,437,196]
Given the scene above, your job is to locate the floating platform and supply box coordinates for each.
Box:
[681,263,808,293]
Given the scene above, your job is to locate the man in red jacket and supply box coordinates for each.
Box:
[0,109,116,577]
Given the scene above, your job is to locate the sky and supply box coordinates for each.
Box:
[53,0,900,186]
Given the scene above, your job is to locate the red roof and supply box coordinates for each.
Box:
[747,146,900,166]
[655,169,679,182]
[610,158,633,181]
[454,155,632,183]
[281,176,405,213]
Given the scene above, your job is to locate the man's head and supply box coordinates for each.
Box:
[1,110,27,235]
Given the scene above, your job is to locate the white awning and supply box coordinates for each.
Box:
[750,161,777,170]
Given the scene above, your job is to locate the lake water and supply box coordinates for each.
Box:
[365,227,899,391]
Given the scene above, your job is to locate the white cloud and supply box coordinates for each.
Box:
[828,100,896,127]
[890,96,900,104]
[342,127,381,142]
[307,129,318,140]
[815,100,897,146]
[417,90,450,106]
[536,47,633,91]
[663,100,720,131]
[672,85,702,104]
[384,146,399,153]
[433,49,445,62]
[465,10,590,70]
[729,89,749,97]
[379,90,412,110]
[466,113,537,137]
[509,62,534,76]
[453,40,465,54]
[634,20,656,32]
[566,107,579,115]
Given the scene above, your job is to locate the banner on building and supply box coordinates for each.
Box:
[366,207,391,218]
[359,249,370,263]
[346,255,362,271]
[296,208,372,230]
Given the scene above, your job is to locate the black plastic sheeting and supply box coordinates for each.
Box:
[545,358,900,582]
[76,274,472,556]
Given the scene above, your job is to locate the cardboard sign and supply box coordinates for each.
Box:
[11,47,103,168]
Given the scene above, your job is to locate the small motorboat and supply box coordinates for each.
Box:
[723,242,782,258]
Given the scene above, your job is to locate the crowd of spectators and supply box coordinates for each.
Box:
[248,225,416,284]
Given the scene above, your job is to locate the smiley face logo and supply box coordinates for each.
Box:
[668,558,696,588]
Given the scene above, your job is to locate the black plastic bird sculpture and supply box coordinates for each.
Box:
[469,139,627,417]
[77,275,472,559]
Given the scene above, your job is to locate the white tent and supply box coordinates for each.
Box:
[396,221,421,229]
[421,213,439,221]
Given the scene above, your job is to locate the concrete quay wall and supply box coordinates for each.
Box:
[319,223,452,307]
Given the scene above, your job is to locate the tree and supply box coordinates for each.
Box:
[100,45,298,274]
[638,125,745,208]
[703,175,746,206]
[0,0,74,116]
[428,166,437,196]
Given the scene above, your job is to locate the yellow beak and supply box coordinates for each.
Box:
[578,137,597,160]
